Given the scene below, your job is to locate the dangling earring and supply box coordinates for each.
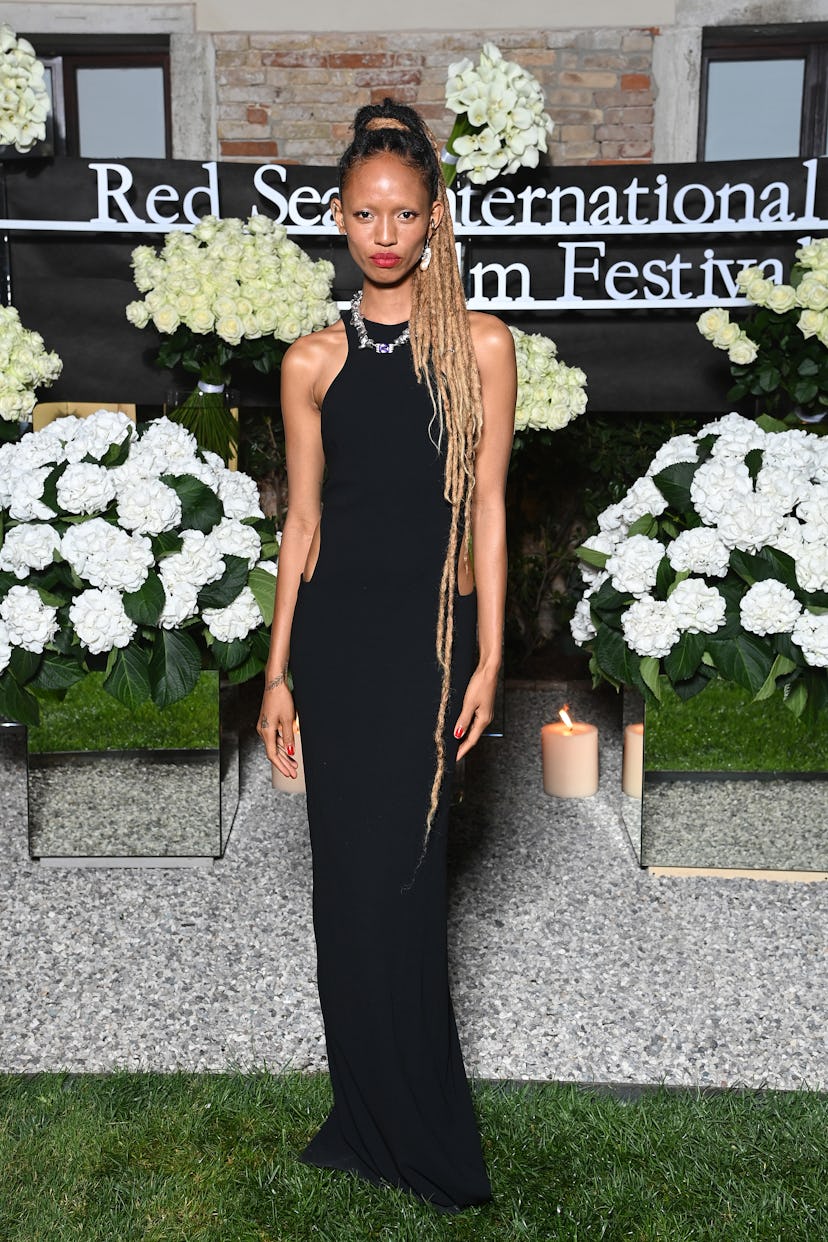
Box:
[420,238,432,271]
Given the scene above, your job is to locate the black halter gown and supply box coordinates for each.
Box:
[289,309,492,1212]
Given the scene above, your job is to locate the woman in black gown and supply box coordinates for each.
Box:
[258,99,516,1213]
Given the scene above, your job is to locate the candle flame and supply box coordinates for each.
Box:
[558,704,573,731]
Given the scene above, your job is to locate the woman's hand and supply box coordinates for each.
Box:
[257,678,299,779]
[453,664,499,761]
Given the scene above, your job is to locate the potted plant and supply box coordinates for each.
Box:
[571,412,828,871]
[0,410,280,860]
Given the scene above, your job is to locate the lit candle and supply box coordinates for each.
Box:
[272,717,306,793]
[622,722,645,798]
[541,704,599,798]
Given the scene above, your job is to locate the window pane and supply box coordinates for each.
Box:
[705,58,804,159]
[76,66,166,158]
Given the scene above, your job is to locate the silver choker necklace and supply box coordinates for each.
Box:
[350,291,410,355]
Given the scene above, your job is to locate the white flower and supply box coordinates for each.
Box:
[62,409,133,463]
[698,411,767,447]
[792,611,828,667]
[666,527,730,578]
[697,307,731,341]
[0,26,50,154]
[0,305,61,421]
[215,468,263,520]
[605,534,664,596]
[0,584,58,652]
[510,327,586,432]
[115,475,182,535]
[7,467,54,521]
[578,531,617,585]
[206,516,261,567]
[61,518,153,592]
[796,484,828,537]
[69,587,136,654]
[762,429,818,477]
[596,502,628,537]
[755,464,810,513]
[621,595,680,658]
[793,542,828,594]
[202,585,262,642]
[739,579,801,636]
[0,523,60,578]
[127,417,201,477]
[158,578,199,629]
[690,457,753,524]
[0,619,11,674]
[715,493,784,553]
[55,462,117,514]
[159,529,225,591]
[569,596,596,645]
[126,217,337,347]
[727,334,759,366]
[254,558,278,576]
[646,434,699,477]
[619,476,667,522]
[667,578,727,635]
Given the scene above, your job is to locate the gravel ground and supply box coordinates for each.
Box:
[1,684,826,1089]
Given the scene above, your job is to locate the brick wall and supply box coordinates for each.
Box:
[214,27,656,166]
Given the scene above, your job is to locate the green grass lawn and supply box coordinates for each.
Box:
[0,1070,825,1241]
[645,680,828,772]
[28,671,220,754]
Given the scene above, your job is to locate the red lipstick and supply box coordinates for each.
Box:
[370,254,401,268]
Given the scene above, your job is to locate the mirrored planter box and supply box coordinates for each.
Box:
[26,671,240,865]
[621,683,828,873]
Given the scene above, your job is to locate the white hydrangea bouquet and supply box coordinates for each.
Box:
[697,237,828,422]
[0,305,62,424]
[511,326,587,438]
[0,24,49,154]
[126,213,339,460]
[0,411,280,727]
[571,412,828,729]
[442,42,554,186]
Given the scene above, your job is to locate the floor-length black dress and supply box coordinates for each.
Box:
[289,309,492,1212]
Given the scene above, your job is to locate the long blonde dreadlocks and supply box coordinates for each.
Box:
[339,99,484,851]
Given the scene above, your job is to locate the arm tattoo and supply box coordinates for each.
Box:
[261,716,269,728]
[266,672,288,691]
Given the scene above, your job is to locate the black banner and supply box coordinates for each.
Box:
[3,154,826,412]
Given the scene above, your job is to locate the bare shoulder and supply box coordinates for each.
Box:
[468,311,516,365]
[282,319,345,376]
[282,319,347,408]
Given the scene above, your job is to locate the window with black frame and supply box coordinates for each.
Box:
[700,23,828,161]
[26,33,170,159]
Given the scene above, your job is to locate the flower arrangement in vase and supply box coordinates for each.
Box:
[126,214,339,460]
[0,410,280,726]
[571,413,828,728]
[442,42,553,186]
[0,24,49,154]
[697,238,828,423]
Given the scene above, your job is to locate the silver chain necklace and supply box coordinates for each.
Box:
[350,290,410,355]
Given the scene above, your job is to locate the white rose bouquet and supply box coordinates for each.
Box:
[571,412,828,729]
[0,305,62,423]
[442,42,553,186]
[126,213,339,459]
[0,24,49,153]
[0,411,281,727]
[511,326,587,438]
[697,238,828,422]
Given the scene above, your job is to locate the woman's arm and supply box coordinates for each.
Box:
[454,314,516,761]
[257,333,327,778]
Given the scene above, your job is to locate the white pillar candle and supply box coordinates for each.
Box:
[622,722,645,798]
[272,718,306,794]
[541,711,599,798]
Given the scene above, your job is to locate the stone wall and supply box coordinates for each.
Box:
[214,27,657,166]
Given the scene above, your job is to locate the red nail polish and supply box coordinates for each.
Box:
[287,744,295,756]
[454,726,463,739]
